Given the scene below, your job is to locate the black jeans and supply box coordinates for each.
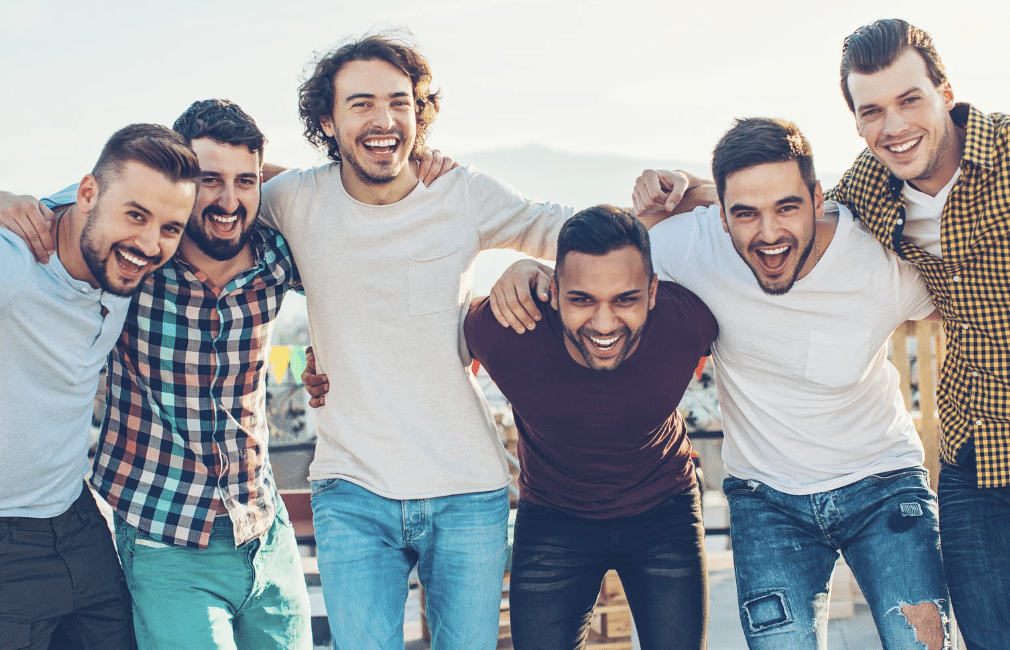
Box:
[0,483,134,650]
[509,488,707,650]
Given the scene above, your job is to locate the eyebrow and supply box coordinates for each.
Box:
[729,195,804,213]
[344,91,412,103]
[199,170,259,180]
[565,289,643,299]
[124,200,187,230]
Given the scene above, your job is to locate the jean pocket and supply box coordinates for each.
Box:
[516,500,553,517]
[311,478,340,497]
[869,466,928,484]
[723,476,763,498]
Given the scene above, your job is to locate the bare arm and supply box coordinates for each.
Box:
[0,191,56,262]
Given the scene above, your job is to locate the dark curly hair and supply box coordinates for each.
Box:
[298,32,441,163]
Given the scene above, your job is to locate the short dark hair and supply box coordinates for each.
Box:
[298,31,441,163]
[555,205,653,279]
[711,118,816,205]
[92,123,200,189]
[840,18,947,113]
[172,99,266,164]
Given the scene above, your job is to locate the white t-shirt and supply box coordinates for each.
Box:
[260,164,572,499]
[649,202,935,494]
[901,168,960,258]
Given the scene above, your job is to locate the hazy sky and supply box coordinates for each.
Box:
[3,0,1008,199]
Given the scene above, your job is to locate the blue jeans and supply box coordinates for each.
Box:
[311,479,509,650]
[509,489,707,650]
[938,462,1010,650]
[724,467,951,650]
[115,503,312,650]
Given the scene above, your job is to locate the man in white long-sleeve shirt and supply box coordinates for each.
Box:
[257,33,573,649]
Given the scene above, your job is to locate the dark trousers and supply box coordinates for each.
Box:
[509,489,707,650]
[0,483,134,650]
[938,462,1010,650]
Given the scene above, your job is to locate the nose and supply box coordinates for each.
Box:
[757,215,783,243]
[370,104,395,131]
[882,107,910,136]
[219,183,240,214]
[590,302,619,334]
[133,224,162,258]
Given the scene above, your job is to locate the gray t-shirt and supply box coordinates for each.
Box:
[260,164,573,498]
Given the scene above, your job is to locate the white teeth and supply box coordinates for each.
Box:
[117,249,147,266]
[590,336,619,348]
[759,246,789,255]
[888,138,919,153]
[211,214,238,223]
[365,138,397,147]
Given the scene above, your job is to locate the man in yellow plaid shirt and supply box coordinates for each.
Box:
[822,19,1007,650]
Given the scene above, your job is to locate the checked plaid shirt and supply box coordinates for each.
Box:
[829,103,1010,488]
[90,223,302,548]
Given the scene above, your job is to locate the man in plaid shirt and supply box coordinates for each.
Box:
[828,20,1010,649]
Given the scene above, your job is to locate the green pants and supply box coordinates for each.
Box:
[114,504,311,650]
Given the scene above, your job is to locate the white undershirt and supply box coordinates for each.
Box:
[901,168,960,258]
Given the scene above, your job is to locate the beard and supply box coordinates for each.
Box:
[79,206,159,297]
[735,232,815,296]
[339,128,412,186]
[562,322,643,371]
[185,203,256,261]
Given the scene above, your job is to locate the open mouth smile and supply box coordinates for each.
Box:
[114,247,153,277]
[884,137,921,154]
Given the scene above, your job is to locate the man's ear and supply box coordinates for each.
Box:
[719,204,730,233]
[549,276,559,310]
[813,181,825,220]
[648,273,658,310]
[320,114,336,138]
[77,174,99,214]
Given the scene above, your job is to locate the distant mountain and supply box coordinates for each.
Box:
[462,144,705,209]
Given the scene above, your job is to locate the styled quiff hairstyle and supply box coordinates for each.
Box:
[172,99,266,165]
[711,118,816,205]
[298,32,441,162]
[555,205,653,280]
[840,18,948,113]
[92,123,199,189]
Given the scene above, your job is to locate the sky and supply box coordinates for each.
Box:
[3,0,1009,200]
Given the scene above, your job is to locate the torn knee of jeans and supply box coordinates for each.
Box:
[742,590,793,633]
[891,601,949,650]
[888,502,924,532]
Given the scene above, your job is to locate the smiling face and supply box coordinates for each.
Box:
[720,160,824,296]
[552,245,658,371]
[77,161,194,296]
[183,137,261,262]
[847,48,961,196]
[321,58,418,203]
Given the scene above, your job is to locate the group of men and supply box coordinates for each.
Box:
[0,16,1007,650]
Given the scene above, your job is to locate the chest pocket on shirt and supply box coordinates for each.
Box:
[804,329,872,388]
[408,247,462,316]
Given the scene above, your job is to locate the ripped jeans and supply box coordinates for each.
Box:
[724,467,951,650]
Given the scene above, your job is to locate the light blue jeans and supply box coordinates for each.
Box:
[114,503,312,650]
[724,467,951,650]
[311,479,509,650]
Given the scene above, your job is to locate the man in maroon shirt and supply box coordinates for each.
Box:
[305,205,715,648]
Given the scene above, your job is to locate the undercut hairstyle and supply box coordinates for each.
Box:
[172,99,266,165]
[711,118,816,205]
[555,205,653,280]
[92,123,200,190]
[298,31,441,163]
[840,18,948,113]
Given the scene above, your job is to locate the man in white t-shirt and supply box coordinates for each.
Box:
[257,33,573,649]
[495,118,950,649]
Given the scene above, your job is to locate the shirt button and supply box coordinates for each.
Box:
[962,324,969,330]
[953,276,960,282]
[896,218,904,225]
[976,419,983,426]
[973,371,980,377]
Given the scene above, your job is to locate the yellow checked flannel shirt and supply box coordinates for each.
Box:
[828,103,1010,488]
